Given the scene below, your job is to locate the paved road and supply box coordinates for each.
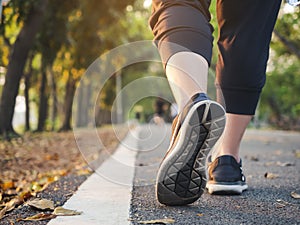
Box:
[130,124,300,225]
[48,124,300,225]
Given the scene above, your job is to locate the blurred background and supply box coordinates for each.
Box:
[0,0,299,138]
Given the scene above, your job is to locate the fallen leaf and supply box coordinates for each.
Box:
[44,153,59,161]
[76,168,93,176]
[17,213,56,221]
[276,199,288,204]
[0,127,124,220]
[0,197,22,219]
[291,191,300,199]
[139,218,175,224]
[26,198,55,210]
[276,162,295,167]
[53,206,82,216]
[275,199,289,208]
[275,202,286,208]
[0,208,6,220]
[264,172,279,179]
[250,156,259,162]
[197,213,204,217]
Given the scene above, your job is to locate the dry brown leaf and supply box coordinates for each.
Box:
[276,162,295,167]
[17,213,56,221]
[0,127,124,220]
[0,207,6,220]
[275,199,289,208]
[264,172,279,179]
[44,153,59,161]
[53,206,82,216]
[250,156,259,162]
[197,213,204,217]
[139,218,175,224]
[0,197,22,220]
[26,198,55,210]
[76,168,93,176]
[291,191,300,199]
[275,202,286,208]
[276,199,288,204]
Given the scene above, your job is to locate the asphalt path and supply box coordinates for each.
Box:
[130,124,300,225]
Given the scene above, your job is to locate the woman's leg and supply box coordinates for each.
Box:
[215,0,282,161]
[206,0,282,195]
[150,0,227,206]
[166,52,208,111]
[150,0,213,110]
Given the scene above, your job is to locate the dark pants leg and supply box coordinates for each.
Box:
[149,0,281,115]
[216,0,282,115]
[149,0,213,65]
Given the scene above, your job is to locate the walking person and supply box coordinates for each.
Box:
[149,0,282,206]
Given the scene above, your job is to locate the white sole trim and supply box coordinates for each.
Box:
[206,183,248,194]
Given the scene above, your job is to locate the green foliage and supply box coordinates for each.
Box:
[1,1,298,131]
[6,0,37,24]
[260,5,300,130]
[0,0,149,131]
[36,1,79,65]
[272,6,300,56]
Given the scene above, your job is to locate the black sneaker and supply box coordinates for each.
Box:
[206,155,248,194]
[156,93,226,206]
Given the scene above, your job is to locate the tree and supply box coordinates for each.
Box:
[0,0,48,139]
[60,0,136,130]
[35,1,79,131]
[260,5,300,130]
[24,53,34,131]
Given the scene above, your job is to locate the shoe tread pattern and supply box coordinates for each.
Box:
[160,102,225,202]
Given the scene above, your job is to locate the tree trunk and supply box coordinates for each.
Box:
[76,81,90,127]
[49,67,58,131]
[36,58,49,132]
[0,0,48,138]
[75,82,84,127]
[24,75,31,131]
[95,109,111,126]
[60,75,76,131]
[267,95,282,123]
[24,53,34,132]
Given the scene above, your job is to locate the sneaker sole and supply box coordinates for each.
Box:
[156,100,226,206]
[206,183,248,195]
